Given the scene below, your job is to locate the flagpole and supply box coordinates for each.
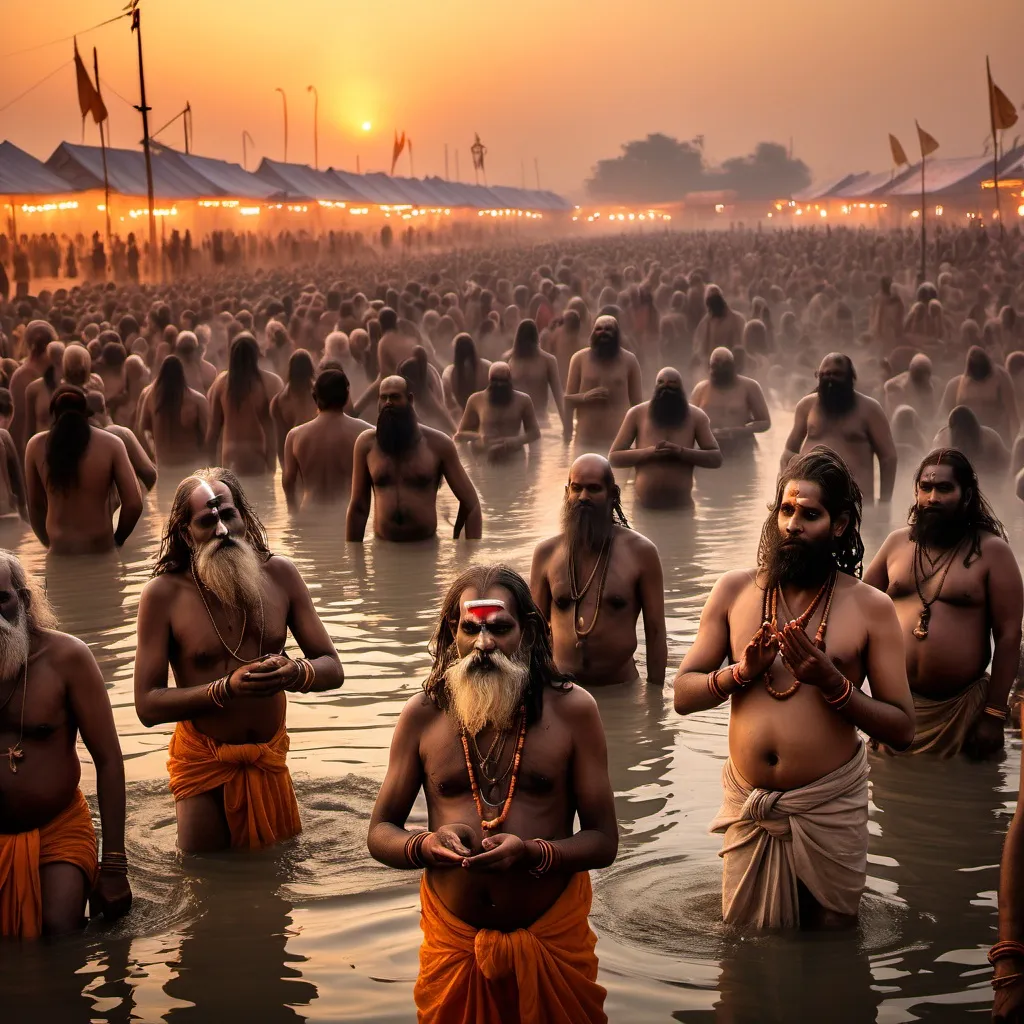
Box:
[93,47,111,276]
[919,150,926,285]
[987,57,1004,238]
[131,5,158,282]
[408,140,414,179]
[445,144,449,181]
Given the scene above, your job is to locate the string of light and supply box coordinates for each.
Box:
[0,12,130,60]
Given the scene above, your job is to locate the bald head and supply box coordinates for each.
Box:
[62,344,92,387]
[655,366,683,390]
[709,346,737,387]
[908,353,932,384]
[26,320,57,359]
[488,361,511,384]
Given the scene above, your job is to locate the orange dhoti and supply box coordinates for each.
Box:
[0,789,98,939]
[167,718,301,850]
[414,872,607,1024]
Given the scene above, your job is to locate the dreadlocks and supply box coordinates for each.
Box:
[424,564,573,725]
[758,445,865,579]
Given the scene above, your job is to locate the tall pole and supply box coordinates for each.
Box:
[521,160,526,189]
[131,5,158,281]
[356,154,361,175]
[242,130,254,171]
[534,157,541,191]
[184,101,191,153]
[454,150,460,182]
[408,139,415,178]
[93,47,112,272]
[275,87,288,162]
[445,144,449,181]
[919,154,926,284]
[987,57,1004,238]
[307,85,318,170]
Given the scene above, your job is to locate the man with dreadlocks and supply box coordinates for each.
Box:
[531,454,666,687]
[865,448,1022,759]
[133,467,343,853]
[367,564,617,1023]
[674,447,914,929]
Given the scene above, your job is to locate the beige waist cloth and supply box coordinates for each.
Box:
[709,742,869,929]
[879,675,988,758]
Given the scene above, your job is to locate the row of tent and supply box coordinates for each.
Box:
[792,145,1024,203]
[0,139,571,212]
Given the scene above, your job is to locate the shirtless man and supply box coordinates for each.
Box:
[531,454,666,687]
[674,447,914,929]
[24,385,143,555]
[883,352,937,426]
[133,469,344,853]
[0,552,131,938]
[207,333,282,475]
[610,367,722,508]
[441,333,490,420]
[782,353,898,503]
[546,308,583,387]
[137,355,210,469]
[503,319,567,435]
[175,330,218,395]
[113,354,149,429]
[690,347,772,453]
[270,350,317,465]
[23,340,64,440]
[10,320,56,456]
[564,316,642,446]
[282,368,370,511]
[367,564,616,1022]
[932,406,1010,481]
[870,276,905,353]
[455,362,541,462]
[939,346,1019,446]
[865,449,1022,758]
[693,285,745,360]
[0,425,26,519]
[347,375,482,542]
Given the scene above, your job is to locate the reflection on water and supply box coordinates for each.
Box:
[0,413,1016,1023]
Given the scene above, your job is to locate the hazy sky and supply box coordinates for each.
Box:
[1,0,1021,198]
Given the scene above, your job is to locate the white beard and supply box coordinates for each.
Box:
[0,610,31,686]
[443,647,529,736]
[194,535,265,618]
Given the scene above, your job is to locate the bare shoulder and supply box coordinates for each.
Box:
[856,392,887,417]
[620,525,660,561]
[794,393,816,413]
[533,533,562,564]
[24,431,44,461]
[623,349,642,369]
[354,426,376,452]
[849,574,898,618]
[979,531,1017,566]
[422,424,457,456]
[400,689,442,727]
[740,375,765,394]
[37,627,98,673]
[688,404,712,428]
[139,572,185,609]
[690,379,708,399]
[878,526,911,553]
[544,682,600,727]
[708,568,759,606]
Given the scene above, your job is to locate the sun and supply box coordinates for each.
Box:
[361,121,372,132]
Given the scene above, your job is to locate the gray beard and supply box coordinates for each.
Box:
[194,536,265,620]
[443,647,529,736]
[0,611,30,686]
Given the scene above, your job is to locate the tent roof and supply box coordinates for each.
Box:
[792,173,862,202]
[882,151,1024,196]
[0,141,79,196]
[151,143,283,200]
[255,159,369,202]
[831,169,910,199]
[45,142,212,199]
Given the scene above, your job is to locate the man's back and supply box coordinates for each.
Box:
[286,412,370,507]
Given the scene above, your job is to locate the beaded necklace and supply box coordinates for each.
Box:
[460,705,527,832]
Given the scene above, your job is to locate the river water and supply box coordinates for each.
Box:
[0,407,1018,1023]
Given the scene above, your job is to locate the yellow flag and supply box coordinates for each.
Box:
[916,121,939,158]
[988,58,1019,131]
[889,134,908,167]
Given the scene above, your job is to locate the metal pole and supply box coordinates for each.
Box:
[534,157,541,190]
[919,156,926,284]
[93,47,112,273]
[455,150,460,183]
[184,101,191,153]
[132,7,158,281]
[307,86,318,170]
[275,88,288,162]
[987,57,1004,237]
[445,144,449,181]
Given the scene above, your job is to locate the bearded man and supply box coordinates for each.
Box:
[674,447,914,929]
[563,316,642,446]
[347,375,481,542]
[503,319,568,436]
[0,550,130,938]
[531,454,666,686]
[690,347,772,453]
[455,362,542,463]
[367,564,617,1024]
[782,353,898,503]
[883,353,936,425]
[133,468,344,853]
[609,367,722,508]
[692,284,745,360]
[865,449,1022,759]
[939,346,1019,446]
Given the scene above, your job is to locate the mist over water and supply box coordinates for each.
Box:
[0,406,1016,1023]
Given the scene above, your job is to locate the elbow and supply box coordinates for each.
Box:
[135,702,161,730]
[889,713,917,751]
[708,452,724,469]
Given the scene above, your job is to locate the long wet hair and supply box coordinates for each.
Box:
[287,349,315,391]
[154,354,187,422]
[46,385,92,493]
[152,467,271,577]
[424,564,573,725]
[227,333,262,408]
[452,333,478,407]
[909,448,1005,565]
[758,445,864,579]
[0,550,58,634]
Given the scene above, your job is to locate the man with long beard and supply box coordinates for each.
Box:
[0,550,131,938]
[563,316,642,445]
[609,367,722,508]
[133,468,344,853]
[782,353,898,503]
[939,345,1019,446]
[347,375,481,541]
[674,447,914,929]
[455,362,541,462]
[531,454,666,686]
[690,347,772,454]
[367,564,617,1023]
[692,284,745,361]
[864,449,1022,758]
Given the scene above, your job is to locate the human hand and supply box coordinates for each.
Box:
[584,387,609,403]
[778,622,843,690]
[655,440,682,457]
[993,963,1024,1023]
[90,870,132,921]
[737,621,779,682]
[421,824,478,868]
[231,656,297,697]
[963,712,1006,761]
[486,439,510,462]
[462,833,527,872]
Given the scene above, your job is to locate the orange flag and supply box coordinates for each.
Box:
[915,121,939,158]
[889,134,909,168]
[390,131,406,175]
[988,58,1018,132]
[73,39,107,127]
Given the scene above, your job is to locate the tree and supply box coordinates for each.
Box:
[718,142,811,200]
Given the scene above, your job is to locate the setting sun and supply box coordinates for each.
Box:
[361,121,372,132]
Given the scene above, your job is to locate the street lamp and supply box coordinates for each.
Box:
[275,87,288,162]
[307,85,319,171]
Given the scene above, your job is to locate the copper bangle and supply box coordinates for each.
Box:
[707,670,728,703]
[404,830,430,869]
[984,705,1009,721]
[530,838,561,877]
[825,677,854,710]
[993,972,1024,990]
[731,663,753,688]
[990,940,1024,965]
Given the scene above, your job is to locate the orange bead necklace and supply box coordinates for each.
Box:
[460,705,528,832]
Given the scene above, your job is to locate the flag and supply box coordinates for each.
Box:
[916,121,939,158]
[889,133,908,167]
[390,131,406,175]
[73,39,107,127]
[988,58,1019,132]
[471,132,486,172]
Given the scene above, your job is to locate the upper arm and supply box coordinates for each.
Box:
[530,541,553,619]
[24,438,44,508]
[690,380,707,406]
[546,355,564,404]
[863,589,913,714]
[784,398,811,452]
[693,408,720,452]
[111,436,143,508]
[677,572,745,674]
[866,400,897,460]
[282,430,299,491]
[369,697,427,830]
[862,533,894,591]
[627,355,643,404]
[608,408,638,453]
[133,580,173,702]
[637,541,665,628]
[349,432,373,504]
[277,558,340,661]
[440,437,478,506]
[566,690,617,837]
[520,396,541,440]
[987,541,1024,640]
[65,638,122,767]
[747,382,771,425]
[458,397,480,434]
[566,353,582,393]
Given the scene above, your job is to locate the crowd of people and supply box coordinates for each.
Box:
[1,221,1024,1021]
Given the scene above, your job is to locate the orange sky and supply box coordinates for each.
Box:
[1,0,1021,198]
